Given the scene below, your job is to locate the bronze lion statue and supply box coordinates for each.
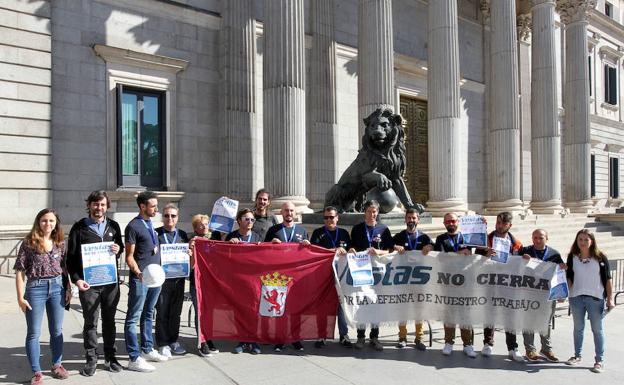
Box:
[325,107,424,213]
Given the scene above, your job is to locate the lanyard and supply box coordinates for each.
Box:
[366,224,377,248]
[539,246,549,261]
[281,224,296,242]
[407,230,419,250]
[164,229,178,244]
[239,231,253,243]
[447,232,462,252]
[324,226,339,248]
[138,216,157,247]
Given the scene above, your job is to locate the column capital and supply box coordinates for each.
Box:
[555,0,596,24]
[517,13,532,42]
[531,0,556,7]
[479,0,490,23]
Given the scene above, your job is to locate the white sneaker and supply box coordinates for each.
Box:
[463,345,477,358]
[141,349,168,362]
[158,346,172,358]
[509,349,525,362]
[482,345,493,357]
[127,356,155,372]
[442,343,453,356]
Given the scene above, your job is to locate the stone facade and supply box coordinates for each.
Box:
[2,0,624,253]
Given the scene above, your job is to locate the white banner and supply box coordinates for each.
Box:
[81,242,117,286]
[334,251,557,333]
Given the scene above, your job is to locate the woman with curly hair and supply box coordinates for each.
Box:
[565,229,615,373]
[15,208,71,385]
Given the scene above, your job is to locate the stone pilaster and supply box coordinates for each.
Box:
[220,0,257,202]
[307,0,337,208]
[485,0,523,214]
[263,0,310,212]
[556,0,596,212]
[358,0,395,136]
[426,0,467,215]
[529,0,564,213]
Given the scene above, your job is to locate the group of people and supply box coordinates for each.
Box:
[14,189,616,385]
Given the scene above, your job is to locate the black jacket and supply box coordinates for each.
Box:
[66,217,124,284]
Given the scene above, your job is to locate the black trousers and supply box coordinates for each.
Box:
[155,278,186,347]
[483,327,518,350]
[78,283,120,360]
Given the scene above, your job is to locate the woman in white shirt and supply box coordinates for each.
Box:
[565,229,615,373]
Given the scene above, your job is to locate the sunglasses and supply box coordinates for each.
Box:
[323,216,336,220]
[242,217,256,222]
[163,214,178,218]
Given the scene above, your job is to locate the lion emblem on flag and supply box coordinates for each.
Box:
[259,272,293,317]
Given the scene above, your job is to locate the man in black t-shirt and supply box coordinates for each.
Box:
[392,208,433,351]
[310,206,352,348]
[348,200,393,351]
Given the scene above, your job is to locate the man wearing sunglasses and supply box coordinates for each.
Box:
[155,204,190,358]
[310,206,352,348]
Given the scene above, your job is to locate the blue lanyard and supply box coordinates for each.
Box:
[407,230,419,250]
[164,229,177,244]
[539,246,549,261]
[447,232,462,252]
[281,224,296,242]
[366,224,377,248]
[240,231,252,243]
[324,226,339,248]
[138,217,157,247]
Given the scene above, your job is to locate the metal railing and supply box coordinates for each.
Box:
[612,259,624,305]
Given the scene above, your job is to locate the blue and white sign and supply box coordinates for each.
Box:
[209,196,239,234]
[491,236,511,264]
[160,243,190,279]
[458,215,487,247]
[347,251,374,287]
[81,242,117,286]
[548,265,569,300]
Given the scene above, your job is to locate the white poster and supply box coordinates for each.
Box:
[548,265,569,300]
[347,251,374,287]
[458,215,487,247]
[160,243,190,278]
[209,196,239,234]
[81,242,117,286]
[492,236,511,263]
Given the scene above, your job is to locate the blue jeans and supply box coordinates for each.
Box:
[337,304,348,338]
[24,275,65,373]
[569,295,605,362]
[124,276,161,361]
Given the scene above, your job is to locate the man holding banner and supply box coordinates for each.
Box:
[66,191,124,376]
[434,213,477,358]
[477,211,524,361]
[155,204,190,358]
[520,229,564,362]
[393,208,433,351]
[348,200,393,351]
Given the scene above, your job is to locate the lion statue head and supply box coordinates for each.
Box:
[361,107,407,176]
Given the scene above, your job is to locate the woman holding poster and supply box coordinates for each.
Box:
[14,209,71,385]
[565,229,615,373]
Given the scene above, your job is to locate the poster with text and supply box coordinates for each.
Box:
[81,242,117,286]
[161,243,190,278]
[209,197,239,234]
[458,215,487,247]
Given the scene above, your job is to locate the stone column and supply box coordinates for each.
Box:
[221,0,257,202]
[427,0,467,214]
[529,0,564,213]
[307,0,338,208]
[556,0,596,212]
[263,0,310,212]
[485,0,523,214]
[358,0,395,135]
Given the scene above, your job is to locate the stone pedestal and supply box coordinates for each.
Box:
[426,0,467,215]
[263,0,311,213]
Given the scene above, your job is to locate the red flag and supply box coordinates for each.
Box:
[194,239,338,344]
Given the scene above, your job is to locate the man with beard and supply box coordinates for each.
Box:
[66,191,124,376]
[264,201,310,352]
[434,213,477,358]
[155,204,190,358]
[310,206,352,348]
[477,211,524,361]
[393,208,433,351]
[348,200,394,351]
[252,189,280,240]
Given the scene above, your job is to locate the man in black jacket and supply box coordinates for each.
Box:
[66,191,124,376]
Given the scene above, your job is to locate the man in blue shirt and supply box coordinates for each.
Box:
[124,191,167,372]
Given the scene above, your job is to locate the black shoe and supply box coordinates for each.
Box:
[314,339,326,349]
[206,340,219,353]
[273,344,284,352]
[199,342,212,357]
[80,359,97,377]
[292,341,304,351]
[104,356,123,373]
[339,336,353,348]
